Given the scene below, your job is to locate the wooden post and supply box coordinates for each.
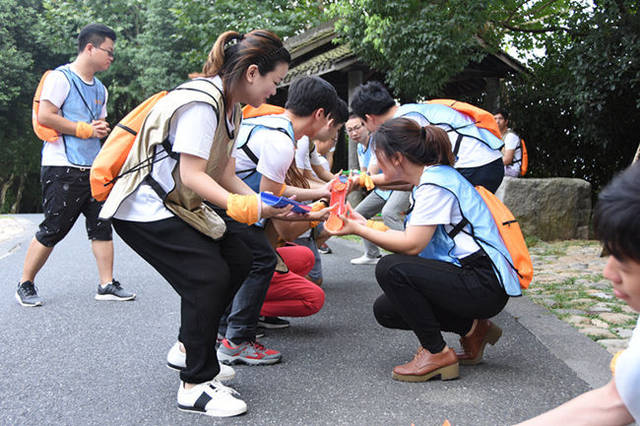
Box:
[347,70,364,206]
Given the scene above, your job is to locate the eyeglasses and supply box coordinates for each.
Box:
[346,124,363,133]
[96,46,115,59]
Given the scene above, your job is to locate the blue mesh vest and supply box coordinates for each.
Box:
[234,115,295,192]
[395,103,504,151]
[412,165,521,296]
[57,65,105,166]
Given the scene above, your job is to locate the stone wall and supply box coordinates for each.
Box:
[496,177,592,241]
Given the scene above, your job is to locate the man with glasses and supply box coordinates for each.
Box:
[15,23,135,307]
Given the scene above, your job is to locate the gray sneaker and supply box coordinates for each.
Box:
[95,280,136,301]
[217,339,281,366]
[15,281,43,307]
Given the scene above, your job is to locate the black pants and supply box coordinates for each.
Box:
[456,157,504,193]
[113,216,252,384]
[373,252,509,353]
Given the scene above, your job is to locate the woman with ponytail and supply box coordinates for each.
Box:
[328,118,518,383]
[101,30,297,417]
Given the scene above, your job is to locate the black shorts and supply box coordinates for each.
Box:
[35,166,112,247]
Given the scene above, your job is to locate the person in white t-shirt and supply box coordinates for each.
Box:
[328,119,515,383]
[294,98,348,263]
[518,163,640,425]
[494,110,522,177]
[15,23,136,307]
[219,76,336,365]
[105,30,299,418]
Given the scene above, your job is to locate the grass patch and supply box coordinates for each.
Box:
[524,234,540,248]
[337,235,361,242]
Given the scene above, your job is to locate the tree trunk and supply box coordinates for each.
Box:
[10,173,25,213]
[0,173,15,211]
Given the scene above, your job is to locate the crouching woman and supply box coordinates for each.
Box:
[329,118,521,382]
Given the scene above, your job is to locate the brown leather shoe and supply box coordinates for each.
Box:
[392,346,459,382]
[456,319,502,365]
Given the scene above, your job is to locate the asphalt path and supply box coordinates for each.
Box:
[0,214,612,425]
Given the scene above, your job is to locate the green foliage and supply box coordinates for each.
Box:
[328,0,487,99]
[327,0,582,99]
[504,0,640,191]
[0,0,323,212]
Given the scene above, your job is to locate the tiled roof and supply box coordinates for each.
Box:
[281,44,356,86]
[284,22,336,59]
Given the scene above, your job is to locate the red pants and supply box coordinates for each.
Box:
[260,245,325,317]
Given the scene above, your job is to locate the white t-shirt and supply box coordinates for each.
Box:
[408,167,480,259]
[401,111,502,169]
[614,315,640,421]
[113,76,233,222]
[502,130,522,177]
[295,136,327,175]
[233,115,296,185]
[39,67,108,167]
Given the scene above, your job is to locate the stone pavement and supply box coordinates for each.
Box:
[526,240,636,355]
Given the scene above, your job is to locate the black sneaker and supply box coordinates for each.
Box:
[257,316,290,329]
[317,243,332,254]
[15,281,43,307]
[95,280,136,301]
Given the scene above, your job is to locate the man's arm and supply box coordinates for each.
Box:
[311,164,334,182]
[503,149,515,166]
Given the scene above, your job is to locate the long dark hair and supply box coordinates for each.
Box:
[373,118,455,166]
[190,30,291,112]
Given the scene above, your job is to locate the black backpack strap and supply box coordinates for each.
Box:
[143,174,168,200]
[116,123,137,136]
[241,143,260,165]
[448,218,469,238]
[453,134,463,156]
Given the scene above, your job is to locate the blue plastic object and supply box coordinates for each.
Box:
[260,192,311,214]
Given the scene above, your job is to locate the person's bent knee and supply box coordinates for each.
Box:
[373,293,408,329]
[35,229,66,247]
[87,220,113,241]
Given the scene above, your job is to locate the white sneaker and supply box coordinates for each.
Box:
[177,380,247,417]
[166,342,235,381]
[350,254,382,265]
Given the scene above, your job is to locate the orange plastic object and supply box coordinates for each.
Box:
[427,99,501,139]
[242,103,285,119]
[324,177,349,231]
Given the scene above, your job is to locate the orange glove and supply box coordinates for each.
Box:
[309,201,325,228]
[226,194,260,224]
[75,121,94,139]
[359,173,375,191]
[366,219,389,232]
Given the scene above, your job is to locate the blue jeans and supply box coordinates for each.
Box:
[218,223,277,343]
[293,234,322,282]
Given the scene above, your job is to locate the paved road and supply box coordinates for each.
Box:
[0,214,612,425]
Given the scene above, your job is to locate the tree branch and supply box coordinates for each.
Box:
[493,20,571,34]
